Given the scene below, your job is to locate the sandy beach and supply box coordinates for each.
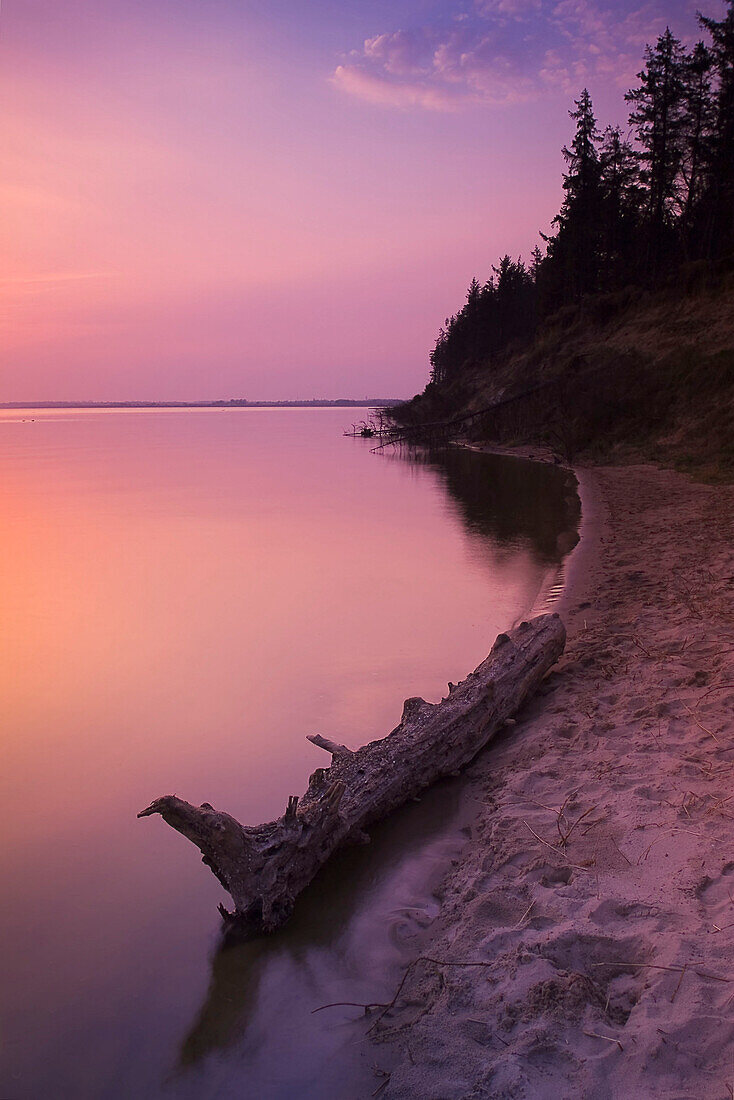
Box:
[374,462,734,1099]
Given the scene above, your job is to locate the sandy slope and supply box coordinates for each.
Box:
[375,464,734,1099]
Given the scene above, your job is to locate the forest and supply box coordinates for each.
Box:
[428,2,734,389]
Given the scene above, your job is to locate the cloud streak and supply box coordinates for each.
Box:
[332,0,698,111]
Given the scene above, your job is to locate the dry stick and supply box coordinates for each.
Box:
[680,753,714,777]
[366,958,501,1032]
[372,1073,391,1097]
[610,838,633,866]
[683,703,721,745]
[307,733,354,756]
[313,957,497,1031]
[504,792,596,847]
[560,805,597,847]
[522,821,594,872]
[515,900,536,928]
[706,794,734,816]
[312,1000,386,1014]
[556,791,576,842]
[522,820,561,857]
[583,1030,624,1053]
[671,964,687,1003]
[629,636,655,659]
[591,962,731,984]
[698,682,734,703]
[580,815,606,836]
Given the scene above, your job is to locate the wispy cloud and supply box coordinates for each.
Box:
[332,64,467,111]
[0,272,112,289]
[332,0,696,110]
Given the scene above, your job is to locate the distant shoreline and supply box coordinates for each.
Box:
[0,399,402,410]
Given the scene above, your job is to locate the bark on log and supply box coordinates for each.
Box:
[138,613,565,933]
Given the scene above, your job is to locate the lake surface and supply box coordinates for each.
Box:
[0,408,578,1099]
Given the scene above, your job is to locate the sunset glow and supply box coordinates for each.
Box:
[0,0,710,400]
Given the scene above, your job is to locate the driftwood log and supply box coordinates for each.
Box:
[138,613,565,933]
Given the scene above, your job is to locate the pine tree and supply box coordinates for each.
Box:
[544,89,603,302]
[465,277,483,359]
[626,28,687,272]
[562,89,601,202]
[598,126,642,285]
[426,4,734,401]
[465,277,482,314]
[679,42,716,250]
[530,245,544,281]
[698,1,734,256]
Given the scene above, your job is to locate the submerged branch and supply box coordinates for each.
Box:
[138,614,566,934]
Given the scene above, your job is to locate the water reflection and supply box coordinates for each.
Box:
[166,446,580,1100]
[171,779,467,1100]
[410,447,580,562]
[0,410,580,1100]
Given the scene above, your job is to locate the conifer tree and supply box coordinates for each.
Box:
[626,28,687,271]
[698,0,734,255]
[425,3,733,400]
[679,41,716,249]
[544,89,602,302]
[599,125,641,283]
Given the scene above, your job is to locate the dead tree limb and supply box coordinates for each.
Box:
[138,614,565,933]
[306,734,354,756]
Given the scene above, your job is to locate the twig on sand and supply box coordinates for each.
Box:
[313,1000,387,1014]
[583,1029,624,1053]
[559,804,597,847]
[314,957,498,1032]
[683,703,721,744]
[521,821,594,872]
[372,1070,391,1097]
[636,826,705,864]
[630,635,654,659]
[592,961,731,984]
[610,838,632,866]
[508,792,599,849]
[523,820,562,856]
[516,900,536,928]
[671,964,687,1002]
[705,794,734,817]
[698,682,734,704]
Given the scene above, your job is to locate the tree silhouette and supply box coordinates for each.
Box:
[626,28,687,273]
[425,4,731,398]
[699,0,734,256]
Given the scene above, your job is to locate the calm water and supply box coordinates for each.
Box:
[0,408,578,1100]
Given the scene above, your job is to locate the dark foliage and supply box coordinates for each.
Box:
[428,2,734,390]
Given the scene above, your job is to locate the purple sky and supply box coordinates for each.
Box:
[0,0,717,401]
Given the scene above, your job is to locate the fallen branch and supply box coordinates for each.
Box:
[138,614,566,932]
[314,955,500,1032]
[306,734,354,756]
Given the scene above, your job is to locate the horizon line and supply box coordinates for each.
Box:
[0,397,406,409]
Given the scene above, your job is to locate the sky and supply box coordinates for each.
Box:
[0,0,720,401]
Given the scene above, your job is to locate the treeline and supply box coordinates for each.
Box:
[429,2,734,387]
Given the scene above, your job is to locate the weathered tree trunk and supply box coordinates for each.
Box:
[138,614,565,933]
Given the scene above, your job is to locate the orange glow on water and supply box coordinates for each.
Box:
[0,408,575,1096]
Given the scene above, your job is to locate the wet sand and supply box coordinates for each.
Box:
[373,463,734,1099]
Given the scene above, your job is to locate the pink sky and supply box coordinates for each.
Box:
[0,0,711,401]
